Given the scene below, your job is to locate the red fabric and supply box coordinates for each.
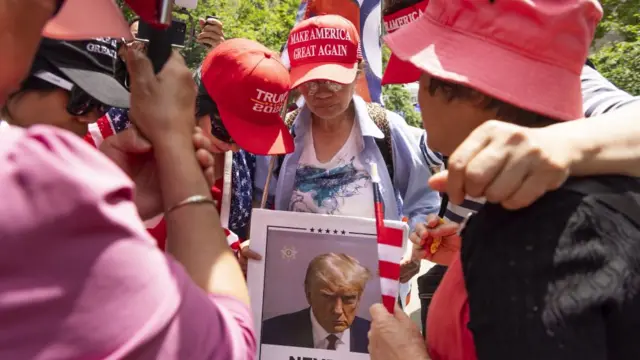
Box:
[287,15,361,88]
[123,0,165,27]
[426,254,476,360]
[381,0,428,85]
[200,39,293,156]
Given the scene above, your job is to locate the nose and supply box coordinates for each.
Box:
[332,298,344,315]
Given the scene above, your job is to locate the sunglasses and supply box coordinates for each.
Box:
[196,93,235,144]
[33,71,110,117]
[300,80,344,95]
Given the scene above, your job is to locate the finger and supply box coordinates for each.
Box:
[428,171,448,193]
[196,148,214,168]
[369,303,392,320]
[200,26,224,37]
[393,304,412,323]
[193,126,203,134]
[425,214,441,228]
[112,126,152,153]
[428,223,460,238]
[203,166,215,187]
[242,248,262,260]
[124,48,156,90]
[409,232,423,246]
[463,142,510,199]
[204,18,223,28]
[199,18,206,28]
[447,126,494,204]
[501,172,553,210]
[483,152,534,204]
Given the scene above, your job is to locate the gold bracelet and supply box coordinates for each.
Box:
[166,195,217,214]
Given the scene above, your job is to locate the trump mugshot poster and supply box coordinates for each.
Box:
[247,209,409,360]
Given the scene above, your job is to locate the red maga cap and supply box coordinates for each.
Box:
[381,0,429,85]
[201,38,294,156]
[287,15,361,88]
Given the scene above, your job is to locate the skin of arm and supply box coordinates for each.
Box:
[155,135,249,305]
[556,101,640,178]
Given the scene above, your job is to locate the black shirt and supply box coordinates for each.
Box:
[461,176,640,360]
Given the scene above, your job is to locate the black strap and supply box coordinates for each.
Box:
[274,104,394,181]
[564,177,640,229]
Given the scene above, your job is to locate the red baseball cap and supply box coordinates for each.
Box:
[201,38,294,156]
[43,0,132,41]
[381,0,429,85]
[287,15,361,88]
[385,0,603,121]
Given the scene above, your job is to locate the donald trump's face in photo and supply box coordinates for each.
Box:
[304,253,371,333]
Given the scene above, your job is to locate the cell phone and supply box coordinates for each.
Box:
[137,19,187,48]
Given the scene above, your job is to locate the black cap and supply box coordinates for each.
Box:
[36,37,130,109]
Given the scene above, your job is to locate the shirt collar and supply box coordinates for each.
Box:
[309,308,349,348]
[293,95,384,140]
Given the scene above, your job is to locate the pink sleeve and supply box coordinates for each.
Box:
[0,125,255,360]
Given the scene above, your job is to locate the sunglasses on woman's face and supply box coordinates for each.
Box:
[67,86,110,117]
[196,94,235,144]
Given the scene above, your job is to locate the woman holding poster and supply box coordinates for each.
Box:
[252,15,440,282]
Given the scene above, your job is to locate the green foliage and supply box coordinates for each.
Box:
[381,45,422,127]
[592,40,640,96]
[175,0,299,68]
[592,0,640,96]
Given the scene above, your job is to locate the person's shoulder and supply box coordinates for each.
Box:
[465,175,640,245]
[353,315,371,328]
[0,125,134,236]
[263,308,308,326]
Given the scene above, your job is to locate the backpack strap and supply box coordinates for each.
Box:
[366,102,394,181]
[564,176,640,229]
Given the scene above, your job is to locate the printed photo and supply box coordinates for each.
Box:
[247,209,408,360]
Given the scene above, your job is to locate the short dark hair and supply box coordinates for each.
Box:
[427,77,559,127]
[383,0,424,16]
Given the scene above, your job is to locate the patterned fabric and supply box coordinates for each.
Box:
[229,150,255,240]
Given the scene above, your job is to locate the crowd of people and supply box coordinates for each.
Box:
[1,0,639,359]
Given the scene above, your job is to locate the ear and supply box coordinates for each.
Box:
[305,289,312,305]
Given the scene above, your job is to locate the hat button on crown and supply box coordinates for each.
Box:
[264,52,272,59]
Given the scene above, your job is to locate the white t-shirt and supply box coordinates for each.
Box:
[289,120,375,218]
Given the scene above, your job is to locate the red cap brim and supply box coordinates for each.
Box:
[218,105,294,156]
[43,0,132,41]
[290,62,358,88]
[382,54,422,85]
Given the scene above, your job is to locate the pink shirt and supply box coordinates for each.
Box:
[0,125,256,360]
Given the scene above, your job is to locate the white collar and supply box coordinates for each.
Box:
[309,308,350,349]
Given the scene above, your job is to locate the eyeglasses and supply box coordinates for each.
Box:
[300,80,344,96]
[32,71,110,117]
[67,86,110,117]
[196,93,235,144]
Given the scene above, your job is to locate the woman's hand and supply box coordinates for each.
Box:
[369,304,430,360]
[430,120,577,210]
[125,48,197,145]
[197,17,224,49]
[100,125,216,220]
[238,241,262,274]
[410,214,460,266]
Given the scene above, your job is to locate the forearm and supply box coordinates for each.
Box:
[154,135,249,305]
[559,102,640,177]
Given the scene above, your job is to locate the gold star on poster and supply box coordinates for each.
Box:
[281,246,298,261]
